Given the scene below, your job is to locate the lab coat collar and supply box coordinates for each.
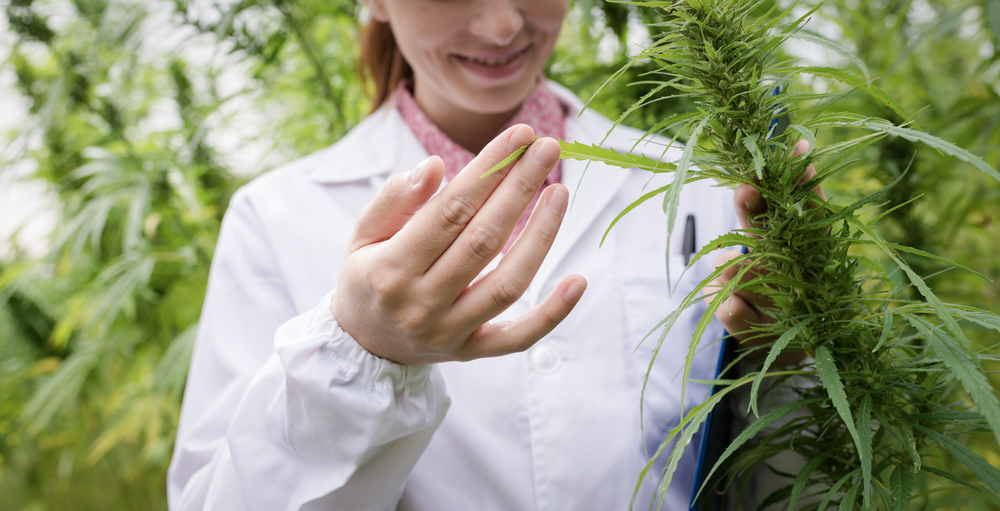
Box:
[306,103,429,184]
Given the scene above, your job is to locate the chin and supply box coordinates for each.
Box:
[462,80,540,115]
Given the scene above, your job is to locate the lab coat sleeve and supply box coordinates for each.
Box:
[168,189,450,511]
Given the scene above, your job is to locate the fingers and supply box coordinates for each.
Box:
[425,138,562,297]
[735,140,828,234]
[792,140,827,202]
[702,250,769,341]
[456,275,587,360]
[711,286,765,341]
[449,183,569,327]
[734,184,764,232]
[386,124,537,275]
[349,156,445,251]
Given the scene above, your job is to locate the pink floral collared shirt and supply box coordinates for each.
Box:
[395,79,565,253]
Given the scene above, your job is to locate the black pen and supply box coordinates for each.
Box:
[682,214,696,266]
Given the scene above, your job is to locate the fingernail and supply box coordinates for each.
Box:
[509,125,534,151]
[532,139,560,170]
[744,192,761,212]
[409,157,430,185]
[546,186,568,216]
[564,281,585,305]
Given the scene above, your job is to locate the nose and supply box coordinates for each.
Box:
[468,0,524,47]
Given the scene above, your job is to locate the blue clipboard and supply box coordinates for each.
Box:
[688,245,750,510]
[691,90,787,508]
[688,331,737,510]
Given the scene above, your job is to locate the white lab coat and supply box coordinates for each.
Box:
[167,82,739,511]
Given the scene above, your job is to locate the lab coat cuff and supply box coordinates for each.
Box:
[273,290,434,396]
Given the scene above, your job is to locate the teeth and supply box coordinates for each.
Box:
[467,50,523,66]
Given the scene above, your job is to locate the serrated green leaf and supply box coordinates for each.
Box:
[890,465,913,511]
[786,31,871,81]
[882,242,989,280]
[664,115,712,288]
[758,484,795,511]
[904,410,987,423]
[757,0,801,33]
[750,317,815,417]
[899,424,923,474]
[784,124,816,158]
[743,133,765,180]
[695,398,820,503]
[557,140,677,173]
[815,346,863,460]
[839,481,861,511]
[481,143,529,178]
[904,313,1000,448]
[922,466,988,495]
[818,470,859,511]
[910,423,1000,500]
[788,451,830,510]
[600,184,670,248]
[791,67,916,129]
[867,193,922,227]
[642,373,756,509]
[956,309,1000,333]
[873,309,892,352]
[843,120,1000,183]
[779,2,820,35]
[818,165,906,228]
[847,215,985,372]
[686,232,759,271]
[871,478,894,511]
[857,394,874,509]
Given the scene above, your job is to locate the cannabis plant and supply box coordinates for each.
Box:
[0,0,364,507]
[556,1,1000,508]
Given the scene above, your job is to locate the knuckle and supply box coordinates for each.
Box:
[531,221,558,246]
[439,197,477,231]
[509,172,538,200]
[396,302,434,333]
[457,339,491,361]
[489,277,523,310]
[369,175,407,211]
[467,224,504,259]
[497,341,528,357]
[540,306,561,331]
[369,267,408,297]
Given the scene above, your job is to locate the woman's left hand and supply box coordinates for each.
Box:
[703,140,827,349]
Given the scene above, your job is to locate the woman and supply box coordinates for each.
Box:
[167,0,786,509]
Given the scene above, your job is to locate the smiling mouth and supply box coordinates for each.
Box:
[454,46,531,67]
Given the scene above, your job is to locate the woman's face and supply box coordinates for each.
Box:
[368,0,568,117]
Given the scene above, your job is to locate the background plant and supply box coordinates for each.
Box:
[2,0,999,509]
[555,0,1000,509]
[0,0,363,508]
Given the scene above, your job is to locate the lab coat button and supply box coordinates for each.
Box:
[531,345,561,374]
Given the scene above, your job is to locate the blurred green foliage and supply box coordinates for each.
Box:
[809,2,1000,508]
[0,0,997,509]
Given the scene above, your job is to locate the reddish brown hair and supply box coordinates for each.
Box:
[359,20,412,112]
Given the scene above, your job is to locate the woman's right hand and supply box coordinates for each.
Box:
[331,124,588,365]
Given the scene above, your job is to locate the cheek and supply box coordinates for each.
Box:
[524,2,567,50]
[392,24,456,72]
[524,0,568,30]
[385,4,466,61]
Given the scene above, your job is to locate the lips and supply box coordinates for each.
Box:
[452,45,531,80]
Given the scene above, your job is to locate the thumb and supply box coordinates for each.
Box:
[349,155,444,251]
[793,140,828,201]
